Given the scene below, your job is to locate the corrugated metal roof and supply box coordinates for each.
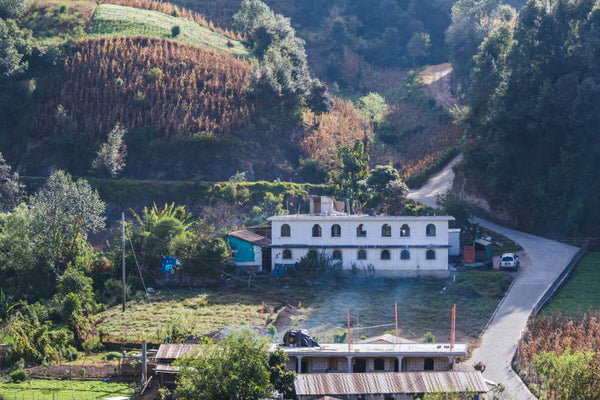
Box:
[155,363,180,373]
[155,344,199,360]
[228,230,271,247]
[295,372,489,396]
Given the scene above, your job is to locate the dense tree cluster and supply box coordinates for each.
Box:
[462,0,600,236]
[234,0,332,116]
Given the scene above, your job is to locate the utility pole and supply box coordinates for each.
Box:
[122,212,126,312]
[141,340,147,389]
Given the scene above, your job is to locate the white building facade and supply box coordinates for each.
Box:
[269,214,455,273]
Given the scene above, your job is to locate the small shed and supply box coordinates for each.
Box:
[448,228,461,256]
[225,230,272,273]
[154,344,199,391]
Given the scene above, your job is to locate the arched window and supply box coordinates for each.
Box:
[358,250,367,260]
[381,250,391,260]
[426,250,436,260]
[356,224,367,237]
[381,224,391,237]
[332,250,342,260]
[401,250,410,260]
[400,224,410,237]
[426,224,436,237]
[331,224,341,237]
[281,224,291,237]
[282,249,292,259]
[312,224,322,237]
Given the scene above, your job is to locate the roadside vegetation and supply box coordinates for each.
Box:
[541,252,600,317]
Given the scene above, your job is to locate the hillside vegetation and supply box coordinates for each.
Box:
[88,4,249,57]
[460,0,600,236]
[39,36,252,138]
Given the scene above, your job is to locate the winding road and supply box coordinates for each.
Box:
[408,157,579,400]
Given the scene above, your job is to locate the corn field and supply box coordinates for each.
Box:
[36,37,252,140]
[516,312,600,392]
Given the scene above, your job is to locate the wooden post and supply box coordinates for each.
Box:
[451,304,456,350]
[261,302,264,337]
[347,308,351,352]
[122,212,126,312]
[395,302,398,344]
[249,308,252,332]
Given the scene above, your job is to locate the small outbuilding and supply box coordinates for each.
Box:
[225,230,272,273]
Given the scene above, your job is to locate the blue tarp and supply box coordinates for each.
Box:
[161,256,183,274]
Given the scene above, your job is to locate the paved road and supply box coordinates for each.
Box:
[408,157,580,400]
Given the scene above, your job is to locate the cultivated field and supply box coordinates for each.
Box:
[541,251,600,316]
[97,271,511,344]
[88,4,250,57]
[0,379,135,400]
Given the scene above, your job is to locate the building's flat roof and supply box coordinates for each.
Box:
[271,342,467,357]
[295,371,489,396]
[155,344,199,360]
[269,215,454,221]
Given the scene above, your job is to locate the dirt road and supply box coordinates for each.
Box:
[408,158,580,399]
[421,63,458,112]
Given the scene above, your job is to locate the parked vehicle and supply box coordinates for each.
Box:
[463,239,493,269]
[500,253,519,270]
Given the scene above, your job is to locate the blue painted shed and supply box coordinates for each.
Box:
[225,230,272,272]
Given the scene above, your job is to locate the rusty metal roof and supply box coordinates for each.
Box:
[228,230,271,247]
[155,363,180,373]
[295,372,489,396]
[155,344,199,361]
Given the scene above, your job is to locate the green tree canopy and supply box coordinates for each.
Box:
[0,151,23,211]
[0,18,32,80]
[175,332,276,400]
[0,0,28,19]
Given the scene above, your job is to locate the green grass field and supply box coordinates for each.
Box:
[97,271,511,344]
[541,252,600,317]
[0,379,134,400]
[88,4,250,57]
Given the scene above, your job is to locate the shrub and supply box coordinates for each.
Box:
[65,346,79,361]
[171,25,180,37]
[146,67,163,81]
[82,338,105,353]
[10,368,27,382]
[102,351,123,361]
[171,5,180,17]
[423,332,436,343]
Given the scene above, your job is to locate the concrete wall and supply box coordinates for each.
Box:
[225,236,262,270]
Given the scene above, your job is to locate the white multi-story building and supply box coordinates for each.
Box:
[269,197,455,274]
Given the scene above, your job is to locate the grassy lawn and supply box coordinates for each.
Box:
[97,271,511,344]
[0,379,134,400]
[88,4,250,57]
[541,252,600,317]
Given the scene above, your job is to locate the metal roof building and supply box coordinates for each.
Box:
[295,371,489,400]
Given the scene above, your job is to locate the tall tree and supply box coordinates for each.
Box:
[91,122,127,178]
[176,332,276,400]
[0,151,22,211]
[0,18,32,80]
[29,170,105,273]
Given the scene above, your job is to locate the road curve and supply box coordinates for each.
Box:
[408,157,580,399]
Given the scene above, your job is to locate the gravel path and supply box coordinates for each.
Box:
[408,157,580,399]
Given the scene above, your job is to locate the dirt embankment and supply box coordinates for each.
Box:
[421,63,459,112]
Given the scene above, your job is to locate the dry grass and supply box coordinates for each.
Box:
[97,272,509,345]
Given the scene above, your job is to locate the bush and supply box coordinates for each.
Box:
[10,368,27,382]
[171,25,181,37]
[423,332,436,343]
[82,338,105,354]
[65,346,79,361]
[102,351,123,361]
